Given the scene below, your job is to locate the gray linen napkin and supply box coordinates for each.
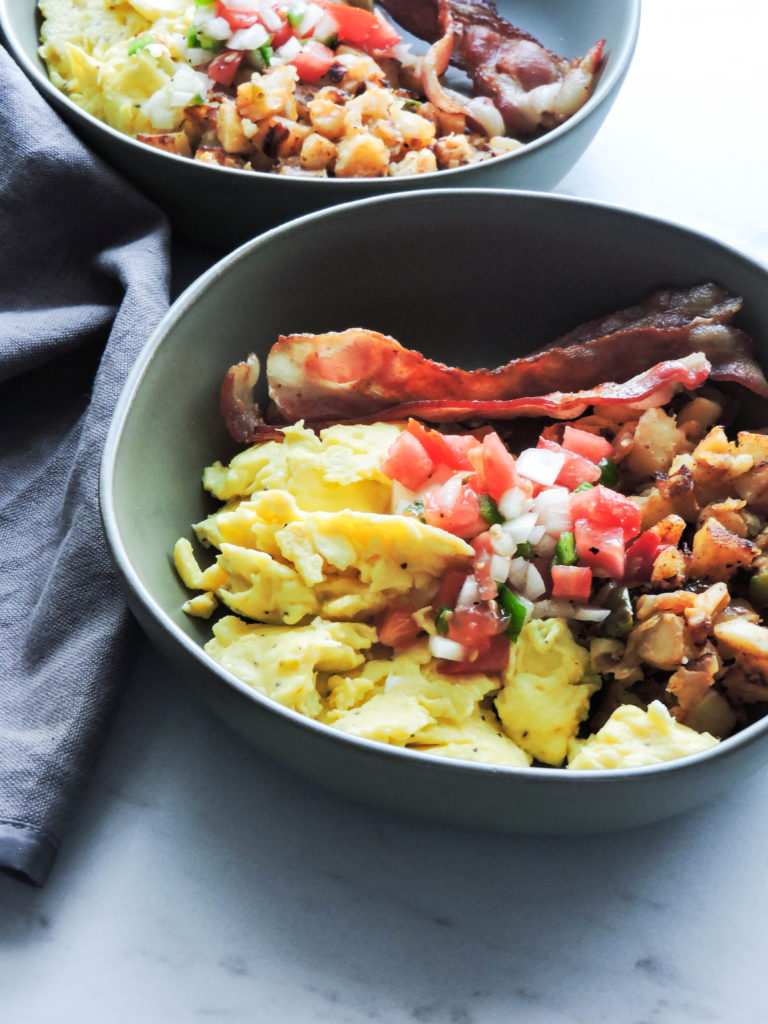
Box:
[0,45,171,885]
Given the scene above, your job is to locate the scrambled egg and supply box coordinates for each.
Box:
[567,701,719,770]
[496,619,602,766]
[323,640,530,767]
[174,422,715,771]
[203,422,402,513]
[39,0,195,135]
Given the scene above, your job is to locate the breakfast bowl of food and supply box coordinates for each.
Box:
[101,188,768,834]
[1,0,640,246]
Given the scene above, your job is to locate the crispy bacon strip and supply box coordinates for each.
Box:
[379,0,605,136]
[227,354,712,441]
[220,354,289,442]
[263,288,768,424]
[321,353,712,425]
[545,283,743,348]
[221,284,768,442]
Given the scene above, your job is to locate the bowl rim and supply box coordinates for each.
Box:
[101,185,768,786]
[0,0,642,189]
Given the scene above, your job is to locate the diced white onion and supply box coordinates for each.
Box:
[145,42,168,58]
[573,607,612,622]
[533,487,572,534]
[435,472,464,511]
[194,4,217,26]
[259,1,283,31]
[417,463,454,495]
[524,563,546,601]
[201,15,232,39]
[429,636,466,662]
[489,524,516,557]
[169,66,210,107]
[311,11,339,40]
[185,46,211,66]
[516,448,565,486]
[497,486,527,520]
[276,35,302,60]
[507,557,529,590]
[532,599,577,619]
[228,22,270,50]
[535,534,556,559]
[502,511,538,545]
[528,524,546,544]
[490,555,511,583]
[299,2,324,35]
[384,673,402,692]
[226,0,262,9]
[456,575,479,609]
[390,480,417,515]
[140,86,175,129]
[529,600,608,622]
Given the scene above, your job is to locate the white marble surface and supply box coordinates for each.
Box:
[4,3,768,1022]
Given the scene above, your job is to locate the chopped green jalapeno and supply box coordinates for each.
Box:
[478,493,504,526]
[498,584,529,642]
[553,531,578,566]
[603,585,633,638]
[573,481,594,493]
[403,98,423,112]
[255,42,274,67]
[404,499,425,519]
[286,5,305,27]
[598,457,619,487]
[435,605,451,636]
[128,33,155,55]
[749,571,768,608]
[515,541,535,560]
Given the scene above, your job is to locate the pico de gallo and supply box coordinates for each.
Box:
[375,417,666,675]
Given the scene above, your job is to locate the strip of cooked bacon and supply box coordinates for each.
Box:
[312,353,712,425]
[379,0,605,136]
[544,283,743,349]
[226,353,712,440]
[220,354,290,442]
[263,305,768,424]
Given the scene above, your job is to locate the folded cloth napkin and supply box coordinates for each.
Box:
[0,45,171,885]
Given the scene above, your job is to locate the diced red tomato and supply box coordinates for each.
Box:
[375,607,422,649]
[447,605,503,647]
[424,479,485,539]
[624,530,669,582]
[551,564,593,602]
[574,521,626,578]
[406,421,475,471]
[290,39,336,82]
[439,634,510,675]
[271,17,293,48]
[433,570,467,611]
[537,437,600,491]
[561,425,613,463]
[207,50,245,86]
[316,0,401,51]
[481,431,532,503]
[380,430,433,490]
[216,2,260,30]
[471,532,497,600]
[570,484,641,543]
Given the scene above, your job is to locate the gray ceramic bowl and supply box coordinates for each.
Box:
[1,0,640,247]
[102,189,768,835]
